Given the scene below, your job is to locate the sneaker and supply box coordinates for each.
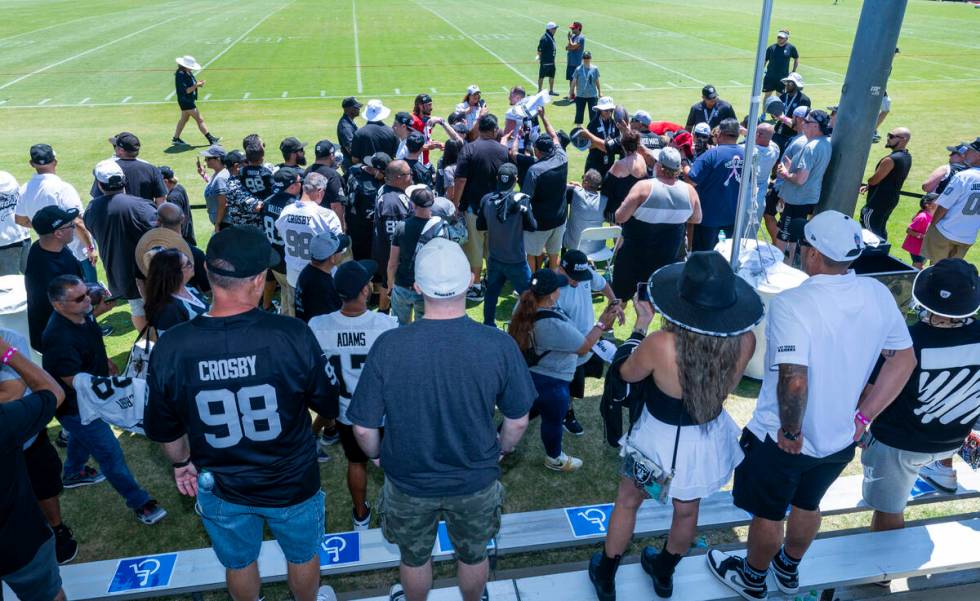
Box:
[770,554,799,594]
[563,413,585,436]
[319,428,340,447]
[872,130,881,144]
[99,323,114,336]
[317,447,331,463]
[55,430,69,448]
[544,452,583,472]
[640,547,674,598]
[587,551,617,601]
[135,500,167,525]
[206,133,221,144]
[389,584,406,601]
[171,137,187,146]
[549,91,559,96]
[62,466,105,489]
[316,585,337,601]
[353,504,372,531]
[919,461,957,494]
[466,284,485,303]
[705,549,767,600]
[53,524,78,565]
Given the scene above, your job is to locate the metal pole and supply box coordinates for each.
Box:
[817,0,908,215]
[730,0,774,271]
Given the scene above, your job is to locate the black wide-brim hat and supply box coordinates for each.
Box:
[912,258,980,319]
[648,251,764,337]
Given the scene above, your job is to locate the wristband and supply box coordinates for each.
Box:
[781,429,801,441]
[172,458,191,469]
[593,321,608,332]
[86,246,96,252]
[1,347,17,365]
[855,410,871,426]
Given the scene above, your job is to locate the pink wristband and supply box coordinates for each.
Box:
[1,347,17,365]
[855,410,871,426]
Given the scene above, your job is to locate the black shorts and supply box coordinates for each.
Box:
[762,74,784,94]
[570,353,606,398]
[24,430,63,500]
[566,64,578,81]
[178,100,197,111]
[776,203,815,242]
[732,429,855,521]
[539,63,556,79]
[764,186,781,217]
[337,422,384,463]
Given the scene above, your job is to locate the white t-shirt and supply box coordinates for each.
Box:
[16,173,87,260]
[747,271,913,458]
[935,166,980,245]
[0,172,29,246]
[274,200,343,287]
[308,310,398,424]
[556,267,608,366]
[753,141,780,208]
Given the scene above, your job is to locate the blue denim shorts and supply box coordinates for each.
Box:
[195,477,325,569]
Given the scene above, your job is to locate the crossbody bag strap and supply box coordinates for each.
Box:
[669,417,683,475]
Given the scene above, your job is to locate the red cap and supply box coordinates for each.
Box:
[569,21,582,29]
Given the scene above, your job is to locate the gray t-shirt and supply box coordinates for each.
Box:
[530,308,585,381]
[347,316,535,497]
[780,135,831,206]
[203,169,230,224]
[573,64,600,98]
[563,187,606,253]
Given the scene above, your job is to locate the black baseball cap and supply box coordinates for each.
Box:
[29,144,55,165]
[530,269,568,295]
[701,85,718,100]
[807,109,831,131]
[109,132,140,152]
[560,250,593,281]
[223,150,245,167]
[394,111,413,126]
[342,96,362,109]
[335,259,378,300]
[273,166,302,186]
[368,152,392,171]
[205,225,279,279]
[417,93,433,104]
[33,205,79,235]
[497,163,518,190]
[159,165,175,180]
[534,135,555,153]
[314,139,336,158]
[279,137,306,155]
[406,131,425,153]
[970,137,980,153]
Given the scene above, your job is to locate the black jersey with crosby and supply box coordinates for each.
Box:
[871,320,980,453]
[143,309,338,507]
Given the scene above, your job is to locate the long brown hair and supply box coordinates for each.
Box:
[508,289,546,351]
[144,248,187,326]
[663,321,743,424]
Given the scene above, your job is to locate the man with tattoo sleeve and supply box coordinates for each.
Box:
[707,211,915,600]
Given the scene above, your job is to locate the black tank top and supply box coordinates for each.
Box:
[602,171,649,219]
[866,149,912,212]
[640,378,695,426]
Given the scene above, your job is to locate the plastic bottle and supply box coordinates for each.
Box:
[792,591,819,601]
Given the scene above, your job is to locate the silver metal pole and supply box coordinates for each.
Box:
[730,0,774,271]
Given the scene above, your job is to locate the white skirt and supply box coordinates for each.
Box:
[620,407,743,501]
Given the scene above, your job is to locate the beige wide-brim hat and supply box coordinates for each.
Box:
[176,55,202,71]
[136,228,193,276]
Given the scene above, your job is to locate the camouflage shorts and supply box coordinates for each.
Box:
[377,478,504,567]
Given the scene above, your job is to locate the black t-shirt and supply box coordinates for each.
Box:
[585,116,621,174]
[260,191,295,273]
[41,313,109,417]
[149,289,208,333]
[90,158,167,202]
[304,164,347,208]
[0,390,58,575]
[391,216,435,288]
[189,245,210,293]
[294,265,341,323]
[337,115,358,169]
[350,122,399,163]
[240,164,274,200]
[523,149,569,231]
[84,192,156,299]
[143,309,339,507]
[764,42,799,80]
[372,187,412,268]
[406,158,434,187]
[684,100,738,131]
[24,242,82,352]
[175,69,197,103]
[537,32,557,63]
[347,165,381,220]
[774,91,811,138]
[165,183,196,246]
[456,138,511,212]
[871,320,980,453]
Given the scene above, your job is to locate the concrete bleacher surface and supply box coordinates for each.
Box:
[5,467,979,601]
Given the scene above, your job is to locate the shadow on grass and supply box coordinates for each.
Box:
[163,143,207,154]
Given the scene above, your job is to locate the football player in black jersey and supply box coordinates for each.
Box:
[145,226,339,601]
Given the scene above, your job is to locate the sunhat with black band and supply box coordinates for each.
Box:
[912,258,980,319]
[648,251,764,337]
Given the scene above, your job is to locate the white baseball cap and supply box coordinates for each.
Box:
[802,210,865,263]
[545,21,558,30]
[466,84,481,95]
[93,159,125,186]
[414,237,472,299]
[693,122,712,137]
[362,99,390,122]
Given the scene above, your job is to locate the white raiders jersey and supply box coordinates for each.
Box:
[308,310,397,424]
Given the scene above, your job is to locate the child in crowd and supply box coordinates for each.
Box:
[902,193,937,269]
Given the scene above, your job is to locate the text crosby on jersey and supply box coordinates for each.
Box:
[199,356,259,381]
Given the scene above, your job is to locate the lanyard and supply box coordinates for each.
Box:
[702,104,718,125]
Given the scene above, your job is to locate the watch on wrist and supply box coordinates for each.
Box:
[172,458,191,469]
[781,429,801,441]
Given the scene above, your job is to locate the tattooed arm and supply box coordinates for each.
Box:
[853,347,916,441]
[776,363,808,454]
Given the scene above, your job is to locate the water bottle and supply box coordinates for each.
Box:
[717,230,727,249]
[792,591,819,601]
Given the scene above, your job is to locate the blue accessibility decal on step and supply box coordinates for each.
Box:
[564,504,615,538]
[107,553,178,594]
[318,532,361,567]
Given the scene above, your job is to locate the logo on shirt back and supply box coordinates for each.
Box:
[776,345,796,353]
[915,344,980,426]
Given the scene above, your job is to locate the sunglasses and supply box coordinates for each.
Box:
[887,133,904,139]
[64,291,89,304]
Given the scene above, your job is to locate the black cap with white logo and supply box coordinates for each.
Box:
[30,144,56,165]
[560,249,593,282]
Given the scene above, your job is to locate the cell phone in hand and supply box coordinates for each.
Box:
[636,282,651,303]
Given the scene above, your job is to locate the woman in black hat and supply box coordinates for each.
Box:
[509,269,619,473]
[588,252,763,600]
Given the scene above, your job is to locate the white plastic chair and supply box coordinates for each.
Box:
[577,226,622,271]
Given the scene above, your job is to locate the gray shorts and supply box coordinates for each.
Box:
[861,436,956,514]
[127,296,146,317]
[2,534,62,601]
[524,224,566,256]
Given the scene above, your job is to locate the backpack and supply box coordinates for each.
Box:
[414,216,451,256]
[522,309,565,367]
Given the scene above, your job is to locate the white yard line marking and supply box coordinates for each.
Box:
[244,92,251,99]
[502,86,510,92]
[281,91,288,98]
[204,93,212,100]
[606,84,616,90]
[200,1,293,72]
[632,82,645,89]
[0,100,7,106]
[165,91,175,101]
[729,80,743,86]
[0,15,182,91]
[394,88,400,95]
[667,81,678,87]
[121,96,132,103]
[413,0,535,86]
[320,90,325,97]
[0,1,181,44]
[79,97,90,105]
[821,77,838,84]
[38,98,51,105]
[431,87,438,93]
[352,0,364,93]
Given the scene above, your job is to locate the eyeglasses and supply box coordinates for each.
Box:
[57,223,76,231]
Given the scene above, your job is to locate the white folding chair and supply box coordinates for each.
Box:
[577,226,622,273]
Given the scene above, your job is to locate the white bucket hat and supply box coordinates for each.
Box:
[363,99,391,122]
[781,72,805,89]
[593,96,616,111]
[175,55,202,71]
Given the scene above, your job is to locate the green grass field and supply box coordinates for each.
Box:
[2,0,979,598]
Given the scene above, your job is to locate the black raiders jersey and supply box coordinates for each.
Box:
[239,164,274,200]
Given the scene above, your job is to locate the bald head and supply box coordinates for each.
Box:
[384,159,411,188]
[156,202,184,231]
[886,127,911,150]
[755,122,775,145]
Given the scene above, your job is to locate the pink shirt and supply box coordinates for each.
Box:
[902,211,932,256]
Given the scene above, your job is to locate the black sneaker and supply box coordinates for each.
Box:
[171,137,187,146]
[640,547,674,598]
[466,284,485,303]
[563,413,585,436]
[588,552,616,601]
[548,91,559,96]
[770,554,799,594]
[206,133,221,144]
[706,549,767,600]
[53,524,78,565]
[63,466,106,489]
[55,430,69,448]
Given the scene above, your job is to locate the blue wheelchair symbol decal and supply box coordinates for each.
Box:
[107,553,178,593]
[318,532,360,567]
[564,504,614,538]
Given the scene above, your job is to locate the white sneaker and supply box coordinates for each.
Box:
[353,503,371,531]
[316,584,337,601]
[544,452,583,472]
[919,461,957,494]
[389,583,406,601]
